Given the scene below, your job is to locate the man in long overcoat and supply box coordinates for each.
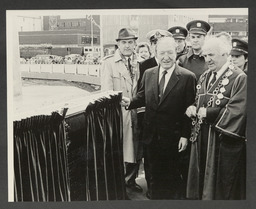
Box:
[101,28,143,194]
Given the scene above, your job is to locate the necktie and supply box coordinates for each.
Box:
[208,72,217,89]
[159,70,168,99]
[127,58,134,80]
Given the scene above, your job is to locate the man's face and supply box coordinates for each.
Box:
[231,54,247,69]
[203,45,227,72]
[156,39,177,70]
[175,38,186,53]
[189,33,205,50]
[117,39,136,57]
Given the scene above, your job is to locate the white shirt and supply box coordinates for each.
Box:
[208,61,230,84]
[158,64,175,92]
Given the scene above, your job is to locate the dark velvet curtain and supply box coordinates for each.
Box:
[14,111,70,201]
[66,93,126,201]
[13,92,126,201]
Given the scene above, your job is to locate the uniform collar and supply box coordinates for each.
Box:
[186,48,203,59]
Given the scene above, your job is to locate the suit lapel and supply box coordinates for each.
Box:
[152,66,160,104]
[159,65,180,105]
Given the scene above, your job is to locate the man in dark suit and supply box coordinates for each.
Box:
[137,29,172,199]
[121,37,196,199]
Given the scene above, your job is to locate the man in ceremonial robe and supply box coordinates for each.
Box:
[185,37,247,200]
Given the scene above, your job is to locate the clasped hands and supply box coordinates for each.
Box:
[185,105,206,120]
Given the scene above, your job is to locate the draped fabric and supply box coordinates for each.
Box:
[66,93,126,201]
[13,92,126,201]
[14,112,70,202]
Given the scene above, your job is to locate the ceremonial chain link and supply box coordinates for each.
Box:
[190,67,234,143]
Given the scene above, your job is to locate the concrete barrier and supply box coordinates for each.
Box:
[77,64,89,75]
[41,64,53,73]
[30,64,41,73]
[53,64,65,73]
[65,64,77,74]
[20,64,30,72]
[88,65,100,77]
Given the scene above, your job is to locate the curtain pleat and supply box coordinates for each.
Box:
[14,113,71,201]
[14,92,124,201]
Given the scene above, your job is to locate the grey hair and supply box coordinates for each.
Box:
[155,36,177,53]
[202,37,230,55]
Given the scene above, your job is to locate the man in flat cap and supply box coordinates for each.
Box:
[168,26,189,60]
[178,20,211,80]
[185,37,246,200]
[137,29,172,199]
[101,28,143,198]
[230,38,248,74]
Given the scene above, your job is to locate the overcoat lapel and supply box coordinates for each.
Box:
[159,65,180,105]
[114,51,133,86]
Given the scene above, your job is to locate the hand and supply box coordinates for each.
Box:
[120,96,131,108]
[185,105,197,118]
[178,137,188,152]
[197,107,206,119]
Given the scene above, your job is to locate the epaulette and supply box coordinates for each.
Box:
[102,54,114,61]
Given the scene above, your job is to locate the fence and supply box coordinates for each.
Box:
[20,64,101,85]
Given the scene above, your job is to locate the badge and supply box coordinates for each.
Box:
[217,93,224,99]
[216,99,221,105]
[220,87,226,93]
[176,29,180,33]
[228,65,234,71]
[222,78,229,86]
[196,84,201,90]
[233,42,237,47]
[197,22,202,27]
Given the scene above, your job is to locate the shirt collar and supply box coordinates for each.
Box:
[215,61,230,79]
[159,63,175,75]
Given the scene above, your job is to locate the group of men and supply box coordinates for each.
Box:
[101,19,247,200]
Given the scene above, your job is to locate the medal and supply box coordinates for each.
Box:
[217,93,224,99]
[229,65,234,70]
[196,84,201,90]
[225,70,233,77]
[220,87,226,93]
[222,78,229,86]
[216,99,221,105]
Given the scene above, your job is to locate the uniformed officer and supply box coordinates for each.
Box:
[178,20,211,80]
[168,26,189,60]
[137,29,172,199]
[230,38,248,74]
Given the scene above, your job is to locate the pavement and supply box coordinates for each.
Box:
[126,162,149,200]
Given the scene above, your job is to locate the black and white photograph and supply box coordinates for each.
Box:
[4,7,253,206]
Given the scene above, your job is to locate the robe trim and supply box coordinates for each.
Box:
[215,108,245,139]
